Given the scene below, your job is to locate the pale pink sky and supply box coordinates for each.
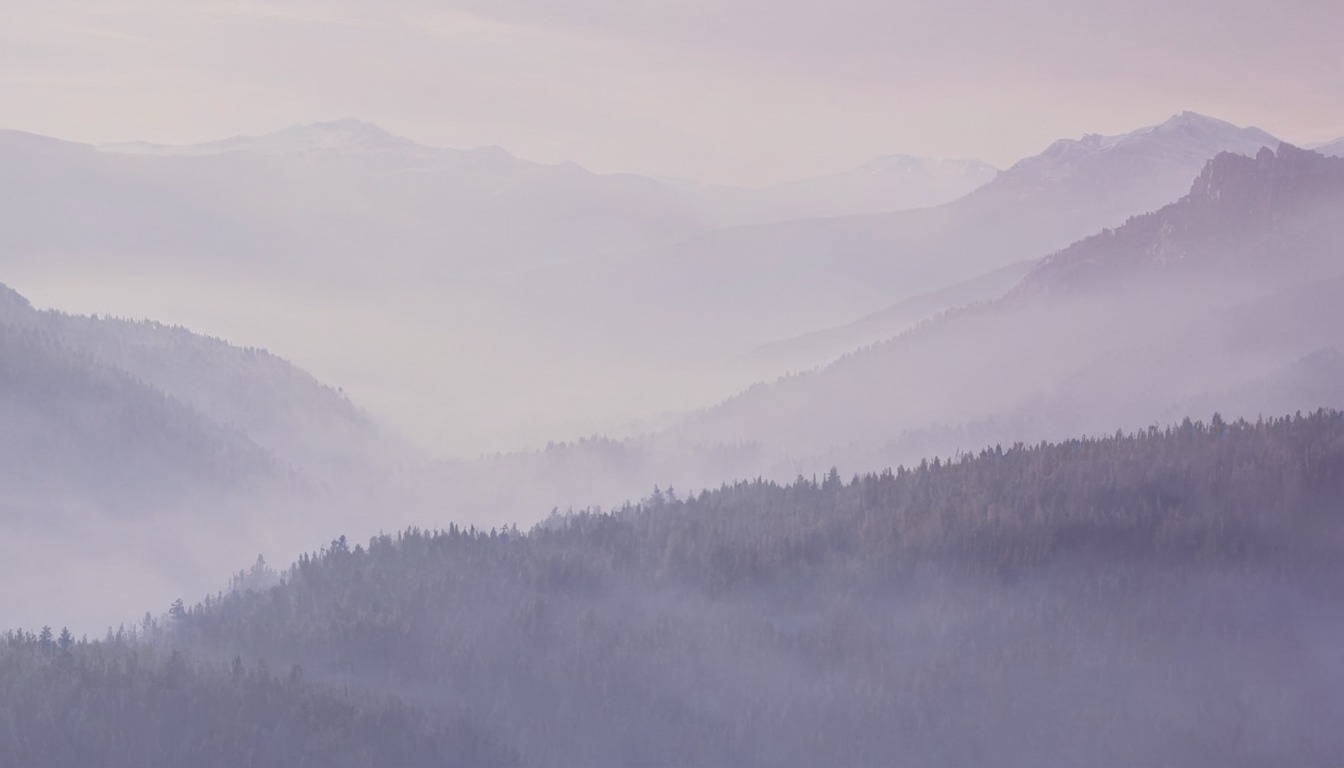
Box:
[3,0,1341,185]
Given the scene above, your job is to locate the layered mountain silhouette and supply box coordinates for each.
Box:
[754,154,998,219]
[0,118,993,287]
[510,113,1283,354]
[0,123,735,282]
[100,118,440,158]
[735,260,1036,375]
[3,116,1335,520]
[0,119,1006,454]
[2,113,1282,459]
[433,142,1344,520]
[1315,136,1344,157]
[105,121,998,217]
[676,144,1344,469]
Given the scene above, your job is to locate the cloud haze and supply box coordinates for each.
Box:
[3,0,1341,184]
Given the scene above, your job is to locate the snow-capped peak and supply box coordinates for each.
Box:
[99,119,436,157]
[1002,112,1281,178]
[256,118,403,151]
[1135,111,1276,147]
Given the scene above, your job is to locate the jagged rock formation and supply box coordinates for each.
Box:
[1018,144,1344,294]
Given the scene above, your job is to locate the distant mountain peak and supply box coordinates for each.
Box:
[1004,113,1279,177]
[1135,111,1277,147]
[1157,110,1236,130]
[315,116,390,133]
[232,118,428,155]
[95,120,533,167]
[99,118,435,157]
[1069,111,1243,148]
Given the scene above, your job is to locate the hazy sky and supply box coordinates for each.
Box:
[3,0,1342,185]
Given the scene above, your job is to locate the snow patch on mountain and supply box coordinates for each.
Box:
[99,118,485,160]
[1001,112,1279,183]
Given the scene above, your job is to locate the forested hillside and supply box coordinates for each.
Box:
[0,285,285,510]
[0,632,516,768]
[84,410,1343,767]
[0,280,407,633]
[0,280,396,484]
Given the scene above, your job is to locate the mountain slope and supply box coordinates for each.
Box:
[0,285,293,632]
[1019,143,1344,294]
[0,633,516,768]
[39,313,396,485]
[0,290,284,510]
[736,259,1035,375]
[0,282,394,487]
[673,144,1344,471]
[4,118,1000,285]
[0,123,730,282]
[1316,136,1344,157]
[406,139,1342,522]
[105,122,998,219]
[510,112,1283,355]
[156,412,1344,767]
[755,154,997,218]
[0,281,413,633]
[0,120,1012,455]
[100,118,437,157]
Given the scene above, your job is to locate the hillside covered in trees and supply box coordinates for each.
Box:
[8,411,1341,766]
[0,631,516,768]
[0,278,415,632]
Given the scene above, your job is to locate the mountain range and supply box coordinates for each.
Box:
[508,112,1284,354]
[425,141,1344,519]
[2,113,1292,460]
[463,113,1291,452]
[0,118,1003,455]
[4,115,1343,633]
[675,144,1344,471]
[1315,136,1344,157]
